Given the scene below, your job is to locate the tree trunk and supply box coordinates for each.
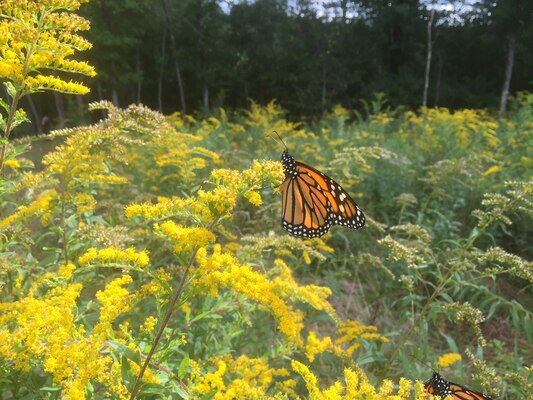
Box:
[434,54,443,107]
[53,92,66,129]
[203,85,209,112]
[158,24,167,113]
[136,47,142,103]
[26,94,43,135]
[76,95,85,120]
[112,88,119,106]
[499,35,515,116]
[161,0,187,113]
[423,9,435,107]
[321,60,326,113]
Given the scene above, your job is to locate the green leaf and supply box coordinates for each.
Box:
[0,114,6,132]
[0,99,10,113]
[40,386,62,392]
[10,109,29,130]
[178,354,189,379]
[121,356,134,389]
[107,340,141,364]
[199,390,216,400]
[173,384,190,399]
[4,82,16,98]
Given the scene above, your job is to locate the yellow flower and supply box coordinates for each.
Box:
[94,275,133,339]
[0,282,129,399]
[155,220,216,253]
[141,316,157,333]
[0,0,95,93]
[0,190,56,228]
[437,352,462,368]
[58,263,76,278]
[244,189,263,206]
[483,165,501,176]
[74,193,97,213]
[79,246,150,269]
[194,245,305,346]
[336,319,388,357]
[3,159,20,169]
[305,332,333,362]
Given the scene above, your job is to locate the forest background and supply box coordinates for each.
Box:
[14,0,533,134]
[0,0,532,399]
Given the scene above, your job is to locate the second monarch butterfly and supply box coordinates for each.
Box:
[424,372,496,400]
[278,142,365,238]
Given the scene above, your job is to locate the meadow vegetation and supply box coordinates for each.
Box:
[1,1,532,400]
[1,97,532,399]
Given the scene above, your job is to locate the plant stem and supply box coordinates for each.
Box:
[0,10,46,173]
[379,268,454,379]
[0,90,22,173]
[129,249,199,400]
[60,186,69,264]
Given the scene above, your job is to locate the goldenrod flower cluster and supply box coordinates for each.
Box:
[79,246,150,269]
[0,0,95,95]
[155,220,216,253]
[336,320,389,357]
[437,352,462,368]
[0,281,129,399]
[190,355,292,399]
[0,189,56,228]
[401,107,500,154]
[94,275,133,338]
[292,361,432,399]
[193,245,305,346]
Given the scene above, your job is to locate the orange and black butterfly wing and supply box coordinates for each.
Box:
[424,373,495,400]
[280,159,365,238]
[280,171,332,238]
[295,161,365,229]
[447,384,495,400]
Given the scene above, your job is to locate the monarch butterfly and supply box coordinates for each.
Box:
[424,372,495,400]
[278,143,365,238]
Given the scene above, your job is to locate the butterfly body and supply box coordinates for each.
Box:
[280,150,365,238]
[424,372,495,400]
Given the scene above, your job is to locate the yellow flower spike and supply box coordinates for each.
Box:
[271,258,338,321]
[378,379,394,396]
[483,165,501,176]
[244,189,263,206]
[305,331,333,363]
[94,275,133,339]
[3,159,20,169]
[344,368,359,397]
[141,316,157,333]
[336,319,388,357]
[291,360,320,396]
[79,246,150,269]
[0,190,57,228]
[155,220,216,253]
[58,263,76,278]
[437,352,462,368]
[193,246,305,346]
[0,281,129,399]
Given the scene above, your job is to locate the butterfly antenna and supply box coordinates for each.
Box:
[269,130,288,151]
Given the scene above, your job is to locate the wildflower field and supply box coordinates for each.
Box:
[1,1,532,399]
[0,96,532,399]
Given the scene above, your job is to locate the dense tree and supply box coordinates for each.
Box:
[7,0,532,129]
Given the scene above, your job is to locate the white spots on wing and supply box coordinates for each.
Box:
[339,192,347,201]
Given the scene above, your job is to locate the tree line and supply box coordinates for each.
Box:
[13,0,533,133]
